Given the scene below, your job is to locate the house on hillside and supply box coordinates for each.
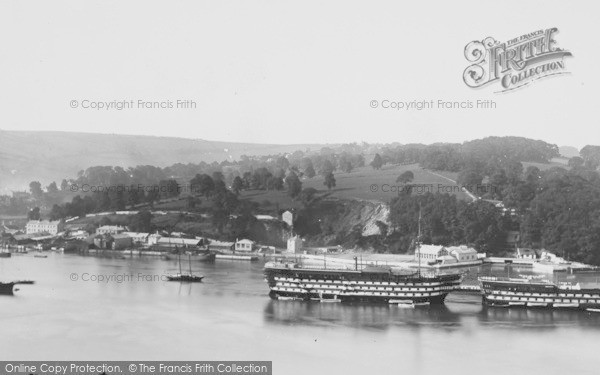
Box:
[282,210,294,228]
[26,220,65,235]
[255,215,277,221]
[96,225,126,235]
[67,229,89,240]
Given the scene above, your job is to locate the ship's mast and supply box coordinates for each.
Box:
[177,246,182,275]
[417,203,422,278]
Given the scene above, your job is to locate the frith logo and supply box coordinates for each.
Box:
[463,28,572,92]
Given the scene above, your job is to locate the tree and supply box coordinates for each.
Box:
[214,179,227,194]
[299,188,318,207]
[275,156,290,170]
[212,171,224,182]
[457,169,483,188]
[266,176,284,191]
[285,172,302,198]
[338,153,353,173]
[568,156,585,168]
[580,145,600,169]
[524,166,541,184]
[190,174,215,199]
[27,206,41,220]
[370,154,383,170]
[304,164,316,178]
[396,171,414,184]
[320,159,335,176]
[129,211,153,232]
[324,172,336,190]
[60,179,69,191]
[231,176,244,195]
[29,181,43,198]
[504,160,523,184]
[158,179,180,199]
[49,204,65,220]
[47,181,59,194]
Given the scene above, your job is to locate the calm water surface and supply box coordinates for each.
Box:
[1,254,600,375]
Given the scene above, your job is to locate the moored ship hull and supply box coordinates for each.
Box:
[264,262,461,304]
[479,276,600,310]
[0,282,15,295]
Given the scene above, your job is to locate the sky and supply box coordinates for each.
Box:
[0,0,598,149]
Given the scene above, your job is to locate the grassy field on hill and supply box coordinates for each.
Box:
[302,164,470,203]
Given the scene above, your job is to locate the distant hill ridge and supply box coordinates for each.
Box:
[0,130,324,191]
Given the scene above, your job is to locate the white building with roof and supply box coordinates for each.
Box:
[235,239,255,252]
[447,245,479,262]
[25,220,64,235]
[124,232,150,245]
[96,225,126,235]
[157,237,202,247]
[415,244,447,262]
[282,210,294,227]
[287,235,303,253]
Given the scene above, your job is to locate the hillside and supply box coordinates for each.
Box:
[0,130,326,191]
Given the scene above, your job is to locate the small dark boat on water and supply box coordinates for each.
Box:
[166,274,204,282]
[0,252,11,258]
[166,249,204,283]
[0,282,15,295]
[0,280,34,295]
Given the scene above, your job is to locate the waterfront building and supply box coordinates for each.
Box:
[287,235,303,253]
[124,232,150,244]
[111,234,133,250]
[415,244,447,261]
[148,233,162,245]
[25,220,65,235]
[96,225,126,235]
[447,246,479,262]
[515,248,537,259]
[155,237,202,250]
[67,229,89,240]
[235,239,255,252]
[92,234,109,249]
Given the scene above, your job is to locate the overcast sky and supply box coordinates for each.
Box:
[0,0,597,148]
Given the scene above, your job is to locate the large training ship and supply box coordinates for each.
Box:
[265,206,463,305]
[264,262,462,304]
[479,276,600,311]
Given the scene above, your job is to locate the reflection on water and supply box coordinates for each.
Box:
[264,300,461,331]
[2,254,600,375]
[264,296,600,332]
[478,304,600,329]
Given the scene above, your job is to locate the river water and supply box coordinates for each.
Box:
[1,253,600,375]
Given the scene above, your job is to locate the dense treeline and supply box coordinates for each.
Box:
[387,192,513,254]
[521,167,600,264]
[386,165,600,262]
[379,136,559,173]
